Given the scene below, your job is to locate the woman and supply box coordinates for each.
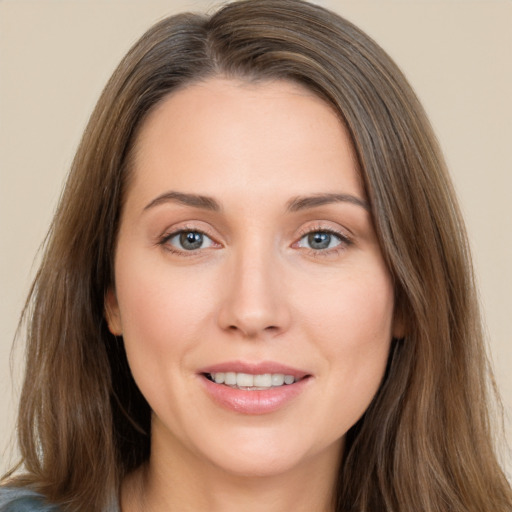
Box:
[1,0,510,510]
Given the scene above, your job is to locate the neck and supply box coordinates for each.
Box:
[121,429,341,512]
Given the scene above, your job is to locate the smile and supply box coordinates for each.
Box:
[205,372,297,389]
[199,363,311,414]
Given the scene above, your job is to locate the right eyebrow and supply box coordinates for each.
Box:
[143,191,221,212]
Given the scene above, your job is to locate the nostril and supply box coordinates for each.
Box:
[226,323,279,336]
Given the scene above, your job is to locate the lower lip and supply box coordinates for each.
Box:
[200,375,310,415]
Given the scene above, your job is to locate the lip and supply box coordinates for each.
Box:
[198,360,310,380]
[198,360,312,415]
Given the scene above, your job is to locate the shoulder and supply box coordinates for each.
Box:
[0,488,60,512]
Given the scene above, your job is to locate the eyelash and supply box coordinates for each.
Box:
[157,226,218,257]
[157,225,352,257]
[295,226,352,257]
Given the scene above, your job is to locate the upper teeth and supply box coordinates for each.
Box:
[209,372,296,388]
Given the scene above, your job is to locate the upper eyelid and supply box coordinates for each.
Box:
[165,229,212,240]
[160,222,218,239]
[296,223,352,240]
[297,230,350,246]
[160,229,219,248]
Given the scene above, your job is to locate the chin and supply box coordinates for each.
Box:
[190,427,343,480]
[210,450,310,479]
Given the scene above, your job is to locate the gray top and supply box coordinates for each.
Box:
[0,488,60,512]
[0,488,120,512]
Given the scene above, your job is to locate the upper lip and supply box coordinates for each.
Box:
[198,360,310,380]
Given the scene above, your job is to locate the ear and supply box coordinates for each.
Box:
[392,300,406,340]
[105,288,123,336]
[392,315,405,340]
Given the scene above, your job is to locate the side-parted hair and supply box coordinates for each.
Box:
[3,1,511,510]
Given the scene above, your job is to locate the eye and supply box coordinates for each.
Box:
[164,230,216,251]
[296,230,346,251]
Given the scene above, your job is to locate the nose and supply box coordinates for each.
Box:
[217,243,291,339]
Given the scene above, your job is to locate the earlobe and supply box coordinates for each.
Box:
[105,288,123,336]
[392,308,406,340]
[392,319,405,340]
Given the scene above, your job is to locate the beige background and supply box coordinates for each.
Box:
[1,0,511,475]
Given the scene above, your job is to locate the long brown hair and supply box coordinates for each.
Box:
[3,1,511,510]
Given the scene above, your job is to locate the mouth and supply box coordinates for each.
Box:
[203,372,301,390]
[198,362,312,414]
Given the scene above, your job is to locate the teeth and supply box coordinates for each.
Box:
[224,372,237,385]
[271,374,285,386]
[284,375,295,385]
[213,372,225,384]
[209,372,297,388]
[237,373,254,387]
[253,374,272,387]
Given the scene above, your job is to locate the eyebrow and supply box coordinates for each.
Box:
[286,193,369,212]
[143,190,369,214]
[143,191,221,212]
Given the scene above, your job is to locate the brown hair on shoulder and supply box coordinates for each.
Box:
[3,1,511,511]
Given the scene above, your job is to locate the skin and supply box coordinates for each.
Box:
[106,78,401,512]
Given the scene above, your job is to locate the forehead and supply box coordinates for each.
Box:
[127,77,363,208]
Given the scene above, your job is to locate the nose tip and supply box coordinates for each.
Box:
[217,256,290,339]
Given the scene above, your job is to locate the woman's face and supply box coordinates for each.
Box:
[106,78,400,479]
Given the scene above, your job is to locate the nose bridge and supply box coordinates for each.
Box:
[217,233,289,337]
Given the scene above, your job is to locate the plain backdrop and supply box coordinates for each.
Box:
[1,0,511,476]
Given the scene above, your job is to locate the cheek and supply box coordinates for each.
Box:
[300,262,395,345]
[113,252,217,369]
[113,256,222,426]
[298,265,394,418]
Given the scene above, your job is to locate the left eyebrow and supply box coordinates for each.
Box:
[286,193,370,212]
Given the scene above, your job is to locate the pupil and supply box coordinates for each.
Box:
[308,232,330,249]
[180,231,203,250]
